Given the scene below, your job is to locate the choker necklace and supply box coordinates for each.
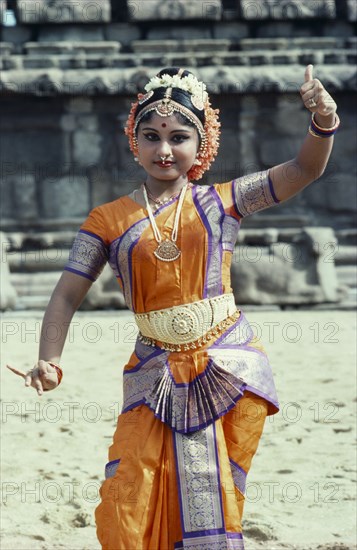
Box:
[143,182,192,208]
[142,183,189,262]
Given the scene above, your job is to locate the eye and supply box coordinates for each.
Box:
[172,135,189,143]
[143,133,159,141]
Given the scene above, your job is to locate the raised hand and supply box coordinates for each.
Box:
[300,64,337,117]
[6,360,59,396]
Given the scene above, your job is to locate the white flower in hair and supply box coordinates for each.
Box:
[145,73,208,102]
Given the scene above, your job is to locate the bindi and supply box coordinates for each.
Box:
[161,123,167,127]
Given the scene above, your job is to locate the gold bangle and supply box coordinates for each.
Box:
[308,127,323,139]
[47,362,63,385]
[311,112,340,132]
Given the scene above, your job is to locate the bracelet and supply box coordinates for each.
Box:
[309,112,340,138]
[47,362,63,386]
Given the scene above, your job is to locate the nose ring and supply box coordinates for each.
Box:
[160,155,170,161]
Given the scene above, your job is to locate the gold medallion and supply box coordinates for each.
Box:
[154,240,181,262]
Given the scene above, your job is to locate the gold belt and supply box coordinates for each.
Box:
[135,293,240,351]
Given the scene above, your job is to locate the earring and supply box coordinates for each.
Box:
[134,157,139,163]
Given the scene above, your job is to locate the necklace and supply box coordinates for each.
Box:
[142,183,189,262]
[144,182,191,207]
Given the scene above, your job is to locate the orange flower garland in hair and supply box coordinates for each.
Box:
[187,99,221,181]
[124,83,221,181]
[124,95,141,157]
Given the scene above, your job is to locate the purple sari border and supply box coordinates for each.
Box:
[128,237,140,313]
[114,239,124,287]
[174,532,244,549]
[231,179,243,219]
[79,228,106,244]
[210,311,245,346]
[244,384,280,411]
[121,398,145,414]
[192,186,214,300]
[229,457,247,478]
[172,429,187,539]
[268,172,280,204]
[210,187,225,290]
[210,185,226,217]
[63,266,95,282]
[212,421,227,531]
[104,458,121,479]
[228,532,244,539]
[123,348,167,374]
[183,527,227,537]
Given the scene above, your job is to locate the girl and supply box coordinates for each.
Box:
[8,65,338,549]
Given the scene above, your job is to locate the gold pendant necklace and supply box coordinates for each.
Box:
[142,183,188,262]
[154,239,181,261]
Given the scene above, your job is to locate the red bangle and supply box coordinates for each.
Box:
[310,112,340,137]
[47,362,63,386]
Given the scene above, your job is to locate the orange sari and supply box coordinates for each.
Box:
[65,171,280,549]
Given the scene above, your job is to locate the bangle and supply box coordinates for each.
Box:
[47,362,63,386]
[309,112,340,138]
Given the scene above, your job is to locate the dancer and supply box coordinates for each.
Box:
[8,65,338,549]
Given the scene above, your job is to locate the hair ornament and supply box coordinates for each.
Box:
[144,73,208,105]
[138,90,154,105]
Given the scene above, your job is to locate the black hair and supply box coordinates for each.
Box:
[134,67,205,136]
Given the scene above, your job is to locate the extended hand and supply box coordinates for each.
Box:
[300,64,337,117]
[6,360,59,396]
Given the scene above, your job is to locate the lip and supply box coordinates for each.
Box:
[154,161,175,168]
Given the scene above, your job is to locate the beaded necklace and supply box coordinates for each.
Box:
[142,183,190,262]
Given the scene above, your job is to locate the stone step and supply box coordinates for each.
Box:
[335,246,357,265]
[239,37,346,51]
[23,41,122,55]
[335,228,357,246]
[347,37,357,50]
[5,231,76,249]
[2,64,355,94]
[131,39,231,54]
[11,272,61,297]
[2,49,356,72]
[0,42,15,55]
[336,265,357,287]
[16,0,111,24]
[15,295,51,310]
[238,0,336,20]
[128,0,222,22]
[8,250,69,272]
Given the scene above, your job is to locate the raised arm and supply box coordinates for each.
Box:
[269,64,339,202]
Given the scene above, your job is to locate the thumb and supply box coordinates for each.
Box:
[305,64,313,82]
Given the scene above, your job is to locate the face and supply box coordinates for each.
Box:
[136,113,200,186]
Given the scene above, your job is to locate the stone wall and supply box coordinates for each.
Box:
[0,0,356,309]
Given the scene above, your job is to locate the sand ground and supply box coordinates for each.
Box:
[1,309,356,550]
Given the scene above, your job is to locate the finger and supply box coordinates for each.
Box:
[32,374,44,396]
[25,371,34,387]
[6,364,27,379]
[305,64,313,83]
